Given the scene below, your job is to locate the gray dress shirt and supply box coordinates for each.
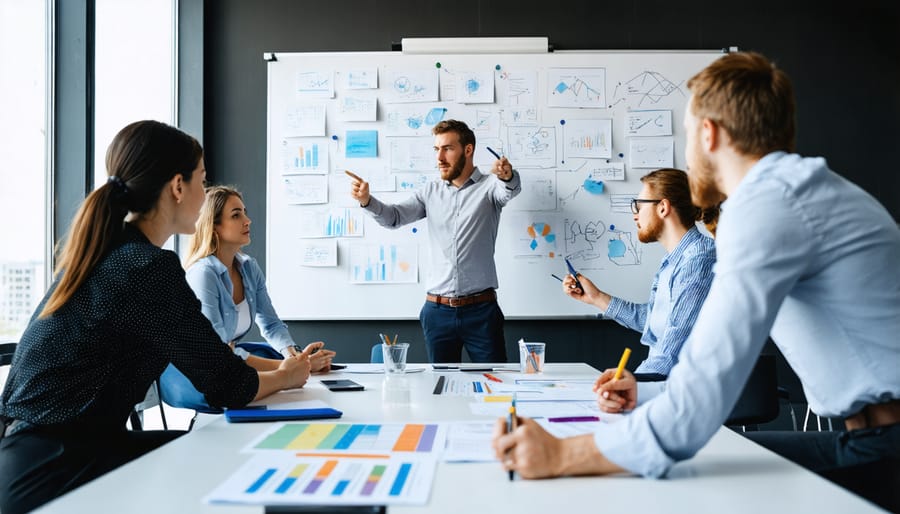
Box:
[362,167,521,296]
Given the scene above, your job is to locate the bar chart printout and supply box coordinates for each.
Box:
[245,422,446,454]
[204,454,437,506]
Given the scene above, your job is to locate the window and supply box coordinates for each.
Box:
[0,0,49,341]
[94,0,175,188]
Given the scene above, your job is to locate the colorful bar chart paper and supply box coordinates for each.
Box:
[247,423,444,454]
[205,454,436,506]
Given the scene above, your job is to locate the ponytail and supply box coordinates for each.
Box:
[40,180,130,317]
[39,120,203,318]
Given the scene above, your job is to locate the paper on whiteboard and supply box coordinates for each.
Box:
[383,69,439,103]
[338,95,377,122]
[548,68,606,108]
[295,70,334,98]
[299,239,337,267]
[282,138,329,175]
[589,162,625,182]
[629,137,674,168]
[348,243,418,284]
[562,119,612,159]
[282,175,328,205]
[626,109,672,137]
[454,71,494,104]
[284,105,326,137]
[343,68,378,89]
[297,208,365,238]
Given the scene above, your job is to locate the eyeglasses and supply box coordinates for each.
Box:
[630,198,662,214]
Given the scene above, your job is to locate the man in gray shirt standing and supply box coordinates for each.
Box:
[347,120,521,363]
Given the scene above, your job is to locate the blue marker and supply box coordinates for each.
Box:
[564,258,584,291]
[486,146,502,160]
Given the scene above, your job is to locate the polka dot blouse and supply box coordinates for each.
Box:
[0,224,258,430]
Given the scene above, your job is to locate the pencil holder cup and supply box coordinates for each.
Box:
[382,343,410,373]
[518,341,545,374]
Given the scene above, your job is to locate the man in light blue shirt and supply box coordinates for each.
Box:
[493,52,900,478]
[562,168,716,382]
[348,120,521,363]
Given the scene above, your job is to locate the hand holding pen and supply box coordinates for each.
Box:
[486,146,513,182]
[560,269,613,311]
[492,405,569,479]
[592,348,636,413]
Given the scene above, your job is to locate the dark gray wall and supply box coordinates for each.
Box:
[202,0,899,429]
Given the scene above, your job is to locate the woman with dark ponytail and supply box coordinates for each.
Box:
[0,121,313,514]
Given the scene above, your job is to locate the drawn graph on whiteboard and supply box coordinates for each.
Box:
[349,243,417,284]
[548,68,606,108]
[507,126,556,168]
[607,224,642,266]
[564,217,608,265]
[609,71,685,108]
[296,208,364,238]
[563,119,612,159]
[282,138,329,174]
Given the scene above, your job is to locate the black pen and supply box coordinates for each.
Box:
[486,146,502,160]
[551,274,563,282]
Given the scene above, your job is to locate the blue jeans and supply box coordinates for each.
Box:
[158,342,282,412]
[745,422,900,472]
[419,300,507,363]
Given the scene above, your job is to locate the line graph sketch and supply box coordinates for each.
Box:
[548,68,606,108]
[609,70,685,108]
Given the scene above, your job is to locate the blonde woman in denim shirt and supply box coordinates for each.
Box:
[160,186,335,410]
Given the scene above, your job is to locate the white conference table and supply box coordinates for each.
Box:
[37,363,885,513]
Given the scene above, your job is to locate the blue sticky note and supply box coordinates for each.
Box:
[346,130,378,158]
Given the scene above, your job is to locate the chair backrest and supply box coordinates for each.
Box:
[0,342,17,367]
[1,342,17,395]
[725,353,779,427]
[370,343,384,364]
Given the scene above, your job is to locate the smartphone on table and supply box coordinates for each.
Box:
[321,379,364,392]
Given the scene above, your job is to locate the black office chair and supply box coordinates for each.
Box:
[725,353,780,431]
[0,342,16,367]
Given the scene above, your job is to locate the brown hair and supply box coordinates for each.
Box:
[641,168,719,231]
[41,120,203,317]
[687,51,796,157]
[432,119,476,150]
[184,185,243,269]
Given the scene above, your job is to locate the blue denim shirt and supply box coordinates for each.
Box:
[185,254,294,359]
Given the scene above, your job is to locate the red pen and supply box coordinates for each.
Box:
[483,373,503,383]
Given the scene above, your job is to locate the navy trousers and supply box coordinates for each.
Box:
[745,422,900,472]
[419,299,507,363]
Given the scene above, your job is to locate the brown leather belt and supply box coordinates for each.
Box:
[845,398,900,431]
[426,289,496,307]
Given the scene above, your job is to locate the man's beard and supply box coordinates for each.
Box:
[439,155,465,182]
[637,214,664,244]
[688,152,726,209]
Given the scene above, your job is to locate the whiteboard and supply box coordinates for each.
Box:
[266,49,722,319]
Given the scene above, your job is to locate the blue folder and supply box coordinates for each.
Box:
[224,406,343,423]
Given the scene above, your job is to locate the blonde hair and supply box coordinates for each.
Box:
[184,185,243,269]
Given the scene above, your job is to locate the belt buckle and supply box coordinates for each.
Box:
[448,296,463,307]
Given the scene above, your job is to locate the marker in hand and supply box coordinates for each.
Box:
[564,258,584,291]
[486,146,502,160]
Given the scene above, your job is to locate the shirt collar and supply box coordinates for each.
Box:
[205,252,249,275]
[444,166,484,187]
[661,226,703,267]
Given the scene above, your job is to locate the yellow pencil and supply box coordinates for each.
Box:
[613,347,632,380]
